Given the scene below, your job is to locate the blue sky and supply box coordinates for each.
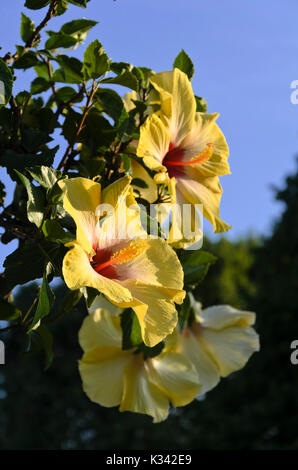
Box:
[1,0,298,267]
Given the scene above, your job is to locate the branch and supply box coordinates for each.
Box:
[57,82,98,171]
[2,0,59,65]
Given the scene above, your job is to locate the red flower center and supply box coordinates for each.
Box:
[163,142,214,178]
[91,240,146,279]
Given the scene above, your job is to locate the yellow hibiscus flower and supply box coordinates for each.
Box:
[136,68,231,235]
[177,296,260,394]
[78,308,201,423]
[59,175,185,347]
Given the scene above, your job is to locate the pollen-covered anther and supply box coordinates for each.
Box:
[111,240,147,265]
[190,143,214,165]
[93,239,147,274]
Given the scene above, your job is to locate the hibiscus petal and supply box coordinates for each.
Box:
[150,68,196,146]
[181,112,230,177]
[131,158,158,203]
[115,238,184,291]
[136,113,171,171]
[176,176,231,233]
[58,177,101,254]
[200,305,256,330]
[79,346,130,407]
[78,309,122,352]
[120,355,169,423]
[149,352,202,406]
[179,329,220,395]
[62,243,133,304]
[201,326,260,377]
[115,279,181,347]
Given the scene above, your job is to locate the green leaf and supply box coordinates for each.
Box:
[55,86,80,102]
[15,90,31,106]
[96,88,128,125]
[53,55,83,83]
[0,59,13,105]
[22,128,52,152]
[68,0,90,7]
[0,107,13,133]
[15,170,45,227]
[178,293,191,327]
[20,13,35,43]
[28,271,55,331]
[60,18,97,39]
[32,324,54,370]
[173,49,194,80]
[14,51,39,69]
[182,250,217,285]
[0,297,21,321]
[58,289,82,317]
[120,309,142,350]
[139,341,164,359]
[195,95,207,112]
[25,0,50,9]
[45,32,78,50]
[0,150,54,180]
[4,241,44,288]
[46,181,64,204]
[102,70,138,91]
[56,0,68,15]
[30,77,52,94]
[81,286,98,308]
[42,219,75,244]
[26,165,63,189]
[83,39,110,80]
[34,62,51,80]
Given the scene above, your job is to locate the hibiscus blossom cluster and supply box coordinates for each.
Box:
[58,67,259,422]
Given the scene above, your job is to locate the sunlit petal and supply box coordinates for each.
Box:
[58,177,101,253]
[62,243,133,304]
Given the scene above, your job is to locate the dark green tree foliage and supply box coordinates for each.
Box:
[195,237,258,310]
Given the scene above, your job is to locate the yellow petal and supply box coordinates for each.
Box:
[62,243,133,304]
[130,237,184,290]
[78,309,122,352]
[176,175,231,233]
[88,295,123,316]
[115,279,182,347]
[58,177,101,254]
[168,182,203,249]
[101,175,131,209]
[149,352,201,406]
[136,113,171,171]
[181,113,230,177]
[79,345,130,407]
[131,158,158,203]
[201,326,260,377]
[120,355,169,423]
[99,176,146,245]
[200,305,256,330]
[150,69,196,146]
[179,329,220,394]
